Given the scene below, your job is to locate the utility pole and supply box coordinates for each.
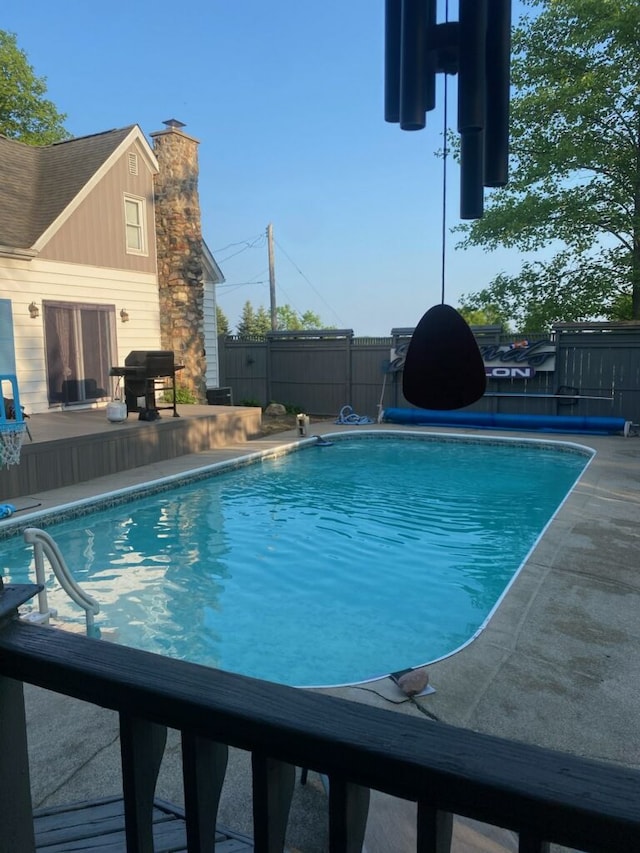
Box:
[267,223,277,331]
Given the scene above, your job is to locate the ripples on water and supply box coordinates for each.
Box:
[1,436,588,686]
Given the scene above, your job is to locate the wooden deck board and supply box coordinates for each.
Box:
[34,795,254,852]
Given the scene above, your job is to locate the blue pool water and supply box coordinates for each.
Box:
[1,433,591,687]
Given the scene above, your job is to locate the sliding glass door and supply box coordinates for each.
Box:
[44,301,117,405]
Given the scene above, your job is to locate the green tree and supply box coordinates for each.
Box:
[457,0,640,330]
[235,301,324,335]
[298,309,323,329]
[235,302,271,336]
[0,31,68,144]
[216,305,230,336]
[276,304,322,330]
[457,305,511,331]
[254,306,272,335]
[236,300,257,337]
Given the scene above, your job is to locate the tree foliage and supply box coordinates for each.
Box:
[235,300,324,336]
[276,304,322,331]
[216,305,230,336]
[255,306,272,335]
[457,305,511,331]
[457,0,640,330]
[236,301,257,337]
[0,31,68,144]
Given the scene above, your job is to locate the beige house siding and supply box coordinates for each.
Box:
[38,140,157,274]
[0,258,161,414]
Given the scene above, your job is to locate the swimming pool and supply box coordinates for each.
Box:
[1,432,592,687]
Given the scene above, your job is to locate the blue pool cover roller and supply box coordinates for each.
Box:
[383,408,630,436]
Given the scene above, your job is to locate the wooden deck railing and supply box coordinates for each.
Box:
[1,583,639,853]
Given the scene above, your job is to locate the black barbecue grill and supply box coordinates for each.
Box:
[110,350,184,418]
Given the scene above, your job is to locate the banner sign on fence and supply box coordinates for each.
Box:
[389,339,556,378]
[485,365,535,378]
[480,340,556,378]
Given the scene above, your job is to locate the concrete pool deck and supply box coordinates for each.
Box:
[6,423,640,851]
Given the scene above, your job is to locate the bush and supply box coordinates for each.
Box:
[162,385,198,405]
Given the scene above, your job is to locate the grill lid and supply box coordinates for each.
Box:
[124,350,174,367]
[124,350,176,375]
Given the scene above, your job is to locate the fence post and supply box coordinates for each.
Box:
[266,336,272,406]
[346,333,353,408]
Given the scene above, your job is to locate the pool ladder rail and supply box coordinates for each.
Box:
[21,527,100,636]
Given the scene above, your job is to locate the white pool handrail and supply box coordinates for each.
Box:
[23,527,100,634]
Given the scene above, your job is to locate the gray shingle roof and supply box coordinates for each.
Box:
[0,126,136,249]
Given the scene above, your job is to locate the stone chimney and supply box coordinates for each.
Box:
[150,120,206,403]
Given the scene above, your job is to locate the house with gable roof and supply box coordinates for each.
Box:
[0,121,223,415]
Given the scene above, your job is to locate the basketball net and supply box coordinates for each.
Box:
[0,422,26,468]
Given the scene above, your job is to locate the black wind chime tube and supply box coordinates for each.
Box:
[399,0,429,130]
[458,0,488,219]
[384,0,402,123]
[457,0,487,132]
[460,131,485,220]
[484,0,512,187]
[424,0,437,113]
[385,0,437,126]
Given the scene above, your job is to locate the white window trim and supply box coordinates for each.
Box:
[124,194,148,256]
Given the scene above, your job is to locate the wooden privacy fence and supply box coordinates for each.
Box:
[217,322,640,425]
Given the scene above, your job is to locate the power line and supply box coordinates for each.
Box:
[272,281,299,311]
[217,268,270,297]
[216,234,266,264]
[213,233,265,254]
[273,237,344,326]
[217,280,268,289]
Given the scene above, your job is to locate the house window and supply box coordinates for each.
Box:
[124,195,147,255]
[43,302,117,406]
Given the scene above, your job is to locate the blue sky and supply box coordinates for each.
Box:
[5,0,528,335]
